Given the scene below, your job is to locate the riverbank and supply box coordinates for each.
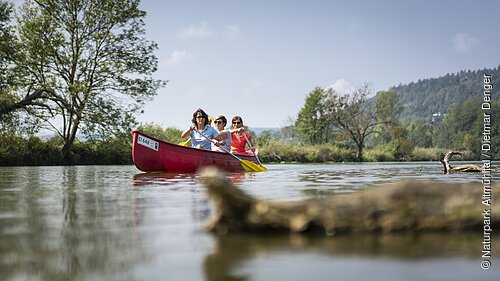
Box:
[0,133,476,166]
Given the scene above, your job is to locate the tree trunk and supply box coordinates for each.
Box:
[60,140,72,163]
[61,117,81,163]
[355,140,363,162]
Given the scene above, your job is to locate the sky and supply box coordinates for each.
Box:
[12,0,500,129]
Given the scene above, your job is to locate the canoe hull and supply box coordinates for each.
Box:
[132,130,260,173]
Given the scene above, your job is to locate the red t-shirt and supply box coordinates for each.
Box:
[230,132,253,155]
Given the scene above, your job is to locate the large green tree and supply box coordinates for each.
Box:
[373,90,414,159]
[295,87,329,144]
[371,90,403,144]
[12,0,166,160]
[375,90,402,124]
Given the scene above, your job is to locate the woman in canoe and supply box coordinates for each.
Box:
[211,115,232,152]
[181,108,224,150]
[229,116,255,156]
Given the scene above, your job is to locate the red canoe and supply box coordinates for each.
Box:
[132,130,260,173]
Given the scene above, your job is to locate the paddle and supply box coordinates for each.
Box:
[242,133,265,167]
[179,137,191,146]
[197,130,266,172]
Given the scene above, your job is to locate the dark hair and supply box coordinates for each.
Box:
[231,115,244,129]
[215,115,227,126]
[192,108,209,126]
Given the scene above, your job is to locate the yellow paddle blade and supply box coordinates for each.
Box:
[178,139,190,146]
[240,159,267,172]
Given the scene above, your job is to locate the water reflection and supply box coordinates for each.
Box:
[132,172,197,187]
[204,233,500,281]
[0,166,149,281]
[130,171,256,223]
[131,172,214,222]
[131,171,255,187]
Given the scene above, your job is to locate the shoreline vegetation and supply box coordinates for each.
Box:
[0,126,480,166]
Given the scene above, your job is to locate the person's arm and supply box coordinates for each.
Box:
[229,127,244,134]
[181,125,195,138]
[244,132,256,152]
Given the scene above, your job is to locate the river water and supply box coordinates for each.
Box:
[0,163,498,281]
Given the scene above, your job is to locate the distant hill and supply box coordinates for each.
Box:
[248,127,280,136]
[389,66,500,122]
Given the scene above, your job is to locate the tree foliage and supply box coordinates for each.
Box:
[295,87,329,144]
[138,123,183,144]
[0,0,16,117]
[375,90,402,125]
[10,0,166,161]
[372,90,414,159]
[407,119,434,148]
[0,0,14,83]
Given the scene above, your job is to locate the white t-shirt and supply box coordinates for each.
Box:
[211,129,232,152]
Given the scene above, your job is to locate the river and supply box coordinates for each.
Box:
[0,163,498,281]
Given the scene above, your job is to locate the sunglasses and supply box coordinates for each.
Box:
[196,116,205,119]
[214,120,224,124]
[232,121,242,124]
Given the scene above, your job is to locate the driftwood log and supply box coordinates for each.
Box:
[200,167,498,234]
[440,151,482,174]
[440,150,500,174]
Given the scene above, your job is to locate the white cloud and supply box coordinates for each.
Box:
[178,22,215,38]
[453,33,478,52]
[223,25,241,39]
[167,50,192,65]
[326,79,354,94]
